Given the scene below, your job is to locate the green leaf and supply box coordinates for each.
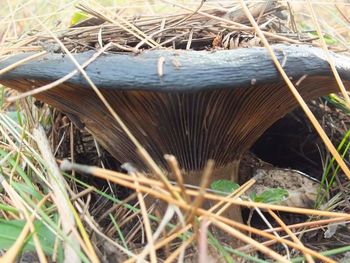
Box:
[252,188,288,204]
[0,219,60,257]
[0,203,18,213]
[210,180,240,195]
[323,34,338,45]
[308,31,338,45]
[109,214,128,250]
[70,11,89,26]
[0,149,42,201]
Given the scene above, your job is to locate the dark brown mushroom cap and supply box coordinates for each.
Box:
[0,44,349,172]
[1,44,350,91]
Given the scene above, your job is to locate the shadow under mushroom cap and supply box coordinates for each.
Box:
[0,44,349,173]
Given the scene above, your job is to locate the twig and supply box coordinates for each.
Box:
[268,209,315,263]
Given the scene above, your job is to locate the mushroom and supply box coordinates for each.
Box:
[1,44,349,223]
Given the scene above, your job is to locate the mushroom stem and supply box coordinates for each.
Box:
[181,159,243,224]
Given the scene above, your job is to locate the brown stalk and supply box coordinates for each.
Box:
[164,154,190,203]
[64,162,350,219]
[163,234,196,263]
[212,219,290,263]
[78,208,138,260]
[240,219,349,253]
[266,216,349,234]
[97,192,138,223]
[268,209,315,263]
[131,171,157,263]
[71,187,96,202]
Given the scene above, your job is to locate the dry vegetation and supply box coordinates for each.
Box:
[0,1,350,262]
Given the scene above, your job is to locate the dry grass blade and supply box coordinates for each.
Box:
[62,161,350,219]
[0,36,38,57]
[239,222,349,256]
[306,0,350,107]
[77,3,158,49]
[131,171,157,263]
[168,0,205,27]
[268,209,315,263]
[125,179,256,263]
[252,205,291,260]
[82,213,139,260]
[137,148,183,202]
[164,154,190,203]
[20,197,49,263]
[33,126,82,263]
[163,234,195,263]
[161,0,302,44]
[185,160,214,224]
[241,218,349,254]
[0,0,313,55]
[60,160,337,262]
[212,219,290,263]
[206,197,350,219]
[266,217,349,234]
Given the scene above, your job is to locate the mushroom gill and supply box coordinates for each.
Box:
[0,44,349,221]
